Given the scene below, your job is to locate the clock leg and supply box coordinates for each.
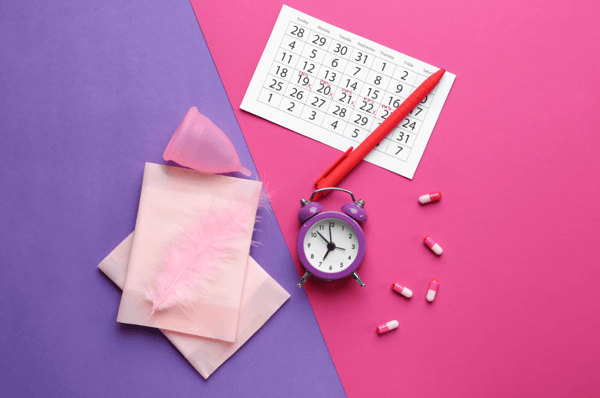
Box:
[298,271,311,288]
[352,272,365,287]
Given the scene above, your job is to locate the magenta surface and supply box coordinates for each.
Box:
[193,0,600,397]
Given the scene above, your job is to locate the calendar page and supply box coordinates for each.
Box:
[241,5,456,179]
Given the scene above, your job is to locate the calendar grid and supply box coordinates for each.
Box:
[243,6,455,177]
[257,21,441,162]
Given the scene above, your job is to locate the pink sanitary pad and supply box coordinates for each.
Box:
[99,232,289,378]
[117,163,262,341]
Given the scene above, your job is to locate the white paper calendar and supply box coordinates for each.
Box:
[241,5,456,179]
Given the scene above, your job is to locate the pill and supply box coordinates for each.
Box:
[419,192,442,204]
[392,282,413,298]
[426,279,439,302]
[376,320,399,334]
[424,236,443,255]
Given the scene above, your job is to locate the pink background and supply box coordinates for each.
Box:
[191,1,600,396]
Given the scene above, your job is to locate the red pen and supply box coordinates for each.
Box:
[313,68,446,200]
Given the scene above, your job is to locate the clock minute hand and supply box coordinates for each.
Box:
[317,231,330,244]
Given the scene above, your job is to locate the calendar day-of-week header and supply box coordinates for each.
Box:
[339,35,352,43]
[380,51,394,61]
[357,42,376,53]
[317,25,330,34]
[296,17,309,25]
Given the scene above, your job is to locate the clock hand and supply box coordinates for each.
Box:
[329,224,332,243]
[323,249,331,260]
[335,247,345,251]
[317,231,330,244]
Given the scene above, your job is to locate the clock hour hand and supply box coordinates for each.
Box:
[317,231,330,244]
[335,246,345,251]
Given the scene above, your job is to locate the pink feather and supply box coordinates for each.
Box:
[250,187,272,248]
[145,200,253,316]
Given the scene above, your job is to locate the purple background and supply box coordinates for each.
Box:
[0,1,345,397]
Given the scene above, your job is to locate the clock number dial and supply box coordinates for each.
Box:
[303,218,360,273]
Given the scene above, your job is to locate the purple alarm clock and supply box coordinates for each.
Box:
[297,187,367,288]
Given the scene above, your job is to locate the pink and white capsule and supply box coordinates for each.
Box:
[424,236,443,255]
[419,192,442,204]
[426,279,439,302]
[376,320,399,334]
[392,282,413,298]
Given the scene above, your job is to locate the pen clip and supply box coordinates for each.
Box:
[314,147,353,188]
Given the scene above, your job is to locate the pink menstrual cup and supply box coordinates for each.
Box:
[163,107,251,176]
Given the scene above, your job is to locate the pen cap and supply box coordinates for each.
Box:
[163,107,251,176]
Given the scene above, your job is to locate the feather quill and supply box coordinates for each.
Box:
[250,187,272,248]
[145,199,254,316]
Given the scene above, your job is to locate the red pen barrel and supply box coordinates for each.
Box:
[314,68,445,193]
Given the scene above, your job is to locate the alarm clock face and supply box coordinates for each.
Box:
[299,212,365,279]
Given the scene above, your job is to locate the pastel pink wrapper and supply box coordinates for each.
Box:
[117,163,262,341]
[99,232,289,379]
